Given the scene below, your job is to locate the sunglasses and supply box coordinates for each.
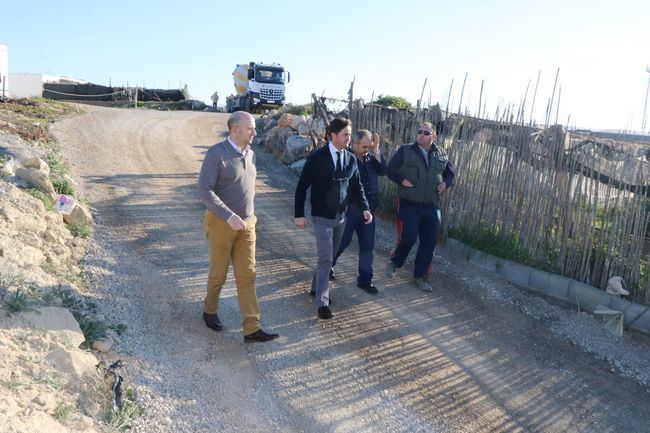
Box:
[417,130,434,136]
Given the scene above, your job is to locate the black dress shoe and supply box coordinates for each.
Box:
[203,312,223,332]
[329,268,336,281]
[244,329,279,343]
[357,282,379,295]
[317,306,333,320]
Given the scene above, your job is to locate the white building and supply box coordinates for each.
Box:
[0,44,8,98]
[8,73,88,99]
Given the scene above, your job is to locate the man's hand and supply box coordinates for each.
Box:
[370,132,380,156]
[294,217,307,229]
[401,179,414,187]
[227,214,246,231]
[437,181,447,193]
[363,210,373,225]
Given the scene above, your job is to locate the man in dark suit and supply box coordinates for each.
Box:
[294,118,372,320]
[331,129,387,295]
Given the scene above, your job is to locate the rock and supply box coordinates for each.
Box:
[28,336,50,352]
[290,159,306,175]
[33,395,48,406]
[283,135,312,163]
[45,347,98,381]
[81,399,102,419]
[290,115,307,130]
[21,157,50,175]
[63,203,93,227]
[22,307,86,348]
[277,113,293,128]
[297,122,312,136]
[262,126,294,157]
[0,237,45,268]
[14,167,57,201]
[1,157,16,177]
[91,337,113,353]
[606,276,629,296]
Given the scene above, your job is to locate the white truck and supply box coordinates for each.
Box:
[225,62,289,113]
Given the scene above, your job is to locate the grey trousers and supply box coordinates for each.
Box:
[311,214,346,307]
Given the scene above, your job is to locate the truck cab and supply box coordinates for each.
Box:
[226,62,289,113]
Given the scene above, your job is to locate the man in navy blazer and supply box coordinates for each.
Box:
[294,117,372,320]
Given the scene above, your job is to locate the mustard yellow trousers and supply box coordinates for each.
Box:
[203,211,260,335]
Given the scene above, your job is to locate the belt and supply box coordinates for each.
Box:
[399,198,436,208]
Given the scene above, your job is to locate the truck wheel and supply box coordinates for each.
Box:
[241,96,251,113]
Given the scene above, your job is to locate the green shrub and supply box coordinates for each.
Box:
[26,188,55,212]
[284,103,313,116]
[45,153,69,176]
[66,222,90,239]
[54,403,74,422]
[3,288,41,316]
[78,318,107,347]
[52,177,76,196]
[109,388,143,430]
[373,95,414,110]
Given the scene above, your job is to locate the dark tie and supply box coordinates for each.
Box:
[336,151,342,173]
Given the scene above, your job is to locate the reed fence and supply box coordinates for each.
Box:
[348,102,650,304]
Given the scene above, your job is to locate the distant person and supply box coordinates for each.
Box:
[211,91,219,109]
[331,130,387,295]
[385,122,454,292]
[197,111,278,343]
[294,118,372,320]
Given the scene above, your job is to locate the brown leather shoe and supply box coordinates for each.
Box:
[203,312,223,332]
[244,329,279,343]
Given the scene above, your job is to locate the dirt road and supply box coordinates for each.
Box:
[54,106,650,433]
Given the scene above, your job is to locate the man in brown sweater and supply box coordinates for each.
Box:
[197,111,278,343]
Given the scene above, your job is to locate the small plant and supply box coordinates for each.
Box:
[3,288,41,316]
[34,371,61,389]
[78,318,108,347]
[0,152,9,165]
[26,188,56,212]
[54,403,74,422]
[66,222,90,239]
[45,153,70,176]
[0,271,24,291]
[52,177,76,196]
[0,378,27,390]
[110,323,128,336]
[109,387,143,431]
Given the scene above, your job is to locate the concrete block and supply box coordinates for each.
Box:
[468,249,499,272]
[608,296,632,314]
[568,280,610,313]
[628,309,650,335]
[529,270,571,300]
[496,259,532,286]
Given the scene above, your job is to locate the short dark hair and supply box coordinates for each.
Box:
[327,117,351,140]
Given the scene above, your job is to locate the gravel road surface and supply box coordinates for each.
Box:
[53,106,650,433]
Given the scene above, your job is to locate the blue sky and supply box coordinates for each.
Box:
[3,0,649,131]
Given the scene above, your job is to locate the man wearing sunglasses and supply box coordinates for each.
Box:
[294,118,372,320]
[386,122,454,292]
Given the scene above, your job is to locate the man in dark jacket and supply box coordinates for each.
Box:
[386,122,454,292]
[294,118,372,320]
[332,129,387,294]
